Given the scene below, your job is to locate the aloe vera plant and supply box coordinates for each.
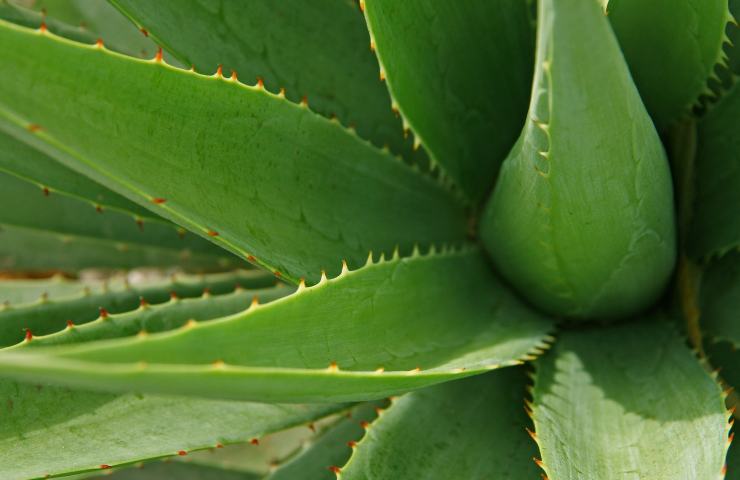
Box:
[0,0,738,478]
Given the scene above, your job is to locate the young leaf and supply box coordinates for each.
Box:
[0,269,272,347]
[0,247,553,403]
[607,0,732,129]
[362,0,535,201]
[0,376,344,479]
[689,80,740,259]
[0,19,467,284]
[480,0,676,320]
[340,368,539,479]
[532,320,730,480]
[109,0,417,160]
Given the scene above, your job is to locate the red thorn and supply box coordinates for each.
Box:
[300,95,308,107]
[95,38,104,49]
[100,465,111,470]
[39,21,47,33]
[215,443,224,448]
[307,422,316,433]
[722,464,728,475]
[230,70,238,81]
[207,229,219,237]
[42,187,50,196]
[99,307,109,318]
[216,64,223,78]
[347,440,357,448]
[250,438,260,445]
[533,457,545,468]
[24,329,33,341]
[274,270,282,277]
[256,76,264,88]
[328,466,341,475]
[151,197,166,204]
[177,450,187,456]
[170,291,179,300]
[66,320,74,328]
[139,297,149,307]
[95,205,103,213]
[247,255,256,262]
[135,218,144,231]
[27,124,42,133]
[140,27,149,37]
[359,420,370,429]
[203,287,211,296]
[358,0,365,12]
[154,47,163,62]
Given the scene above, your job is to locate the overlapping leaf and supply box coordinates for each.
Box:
[0,20,467,284]
[0,247,553,403]
[532,320,730,480]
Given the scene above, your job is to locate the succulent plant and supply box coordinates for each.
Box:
[0,0,738,478]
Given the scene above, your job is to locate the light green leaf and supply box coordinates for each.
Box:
[480,0,676,320]
[0,269,272,347]
[0,376,344,479]
[0,19,467,284]
[109,0,417,161]
[15,284,292,348]
[0,247,553,403]
[0,0,95,44]
[340,368,539,479]
[362,0,535,201]
[0,223,233,272]
[689,81,740,259]
[0,128,156,220]
[607,0,732,129]
[532,320,730,480]
[0,275,87,304]
[98,462,259,480]
[267,403,383,480]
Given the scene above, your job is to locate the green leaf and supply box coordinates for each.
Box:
[480,0,676,320]
[16,284,292,348]
[98,462,259,480]
[532,320,730,480]
[0,128,156,220]
[362,0,535,201]
[0,170,230,258]
[0,376,344,479]
[0,19,467,284]
[0,0,95,44]
[689,81,740,259]
[11,0,159,59]
[0,247,553,403]
[109,0,416,161]
[0,269,272,347]
[340,368,539,479]
[267,403,384,480]
[607,0,732,129]
[699,252,740,348]
[0,275,87,304]
[0,223,233,272]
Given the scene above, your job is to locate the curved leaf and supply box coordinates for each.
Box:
[100,462,259,480]
[109,0,417,160]
[0,275,86,304]
[0,247,553,403]
[532,320,730,480]
[0,20,467,284]
[0,376,343,479]
[689,81,740,259]
[362,0,535,201]
[0,269,272,346]
[607,0,732,129]
[339,368,539,479]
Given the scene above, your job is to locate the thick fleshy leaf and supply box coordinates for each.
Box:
[267,403,383,480]
[0,223,231,272]
[699,252,740,348]
[340,368,539,479]
[0,128,155,220]
[0,0,95,44]
[0,269,272,347]
[0,247,553,403]
[607,0,731,129]
[0,275,87,304]
[532,320,730,480]
[480,0,676,320]
[362,0,535,201]
[98,462,259,480]
[0,20,467,284]
[14,284,292,349]
[0,376,344,479]
[109,0,416,160]
[689,81,740,259]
